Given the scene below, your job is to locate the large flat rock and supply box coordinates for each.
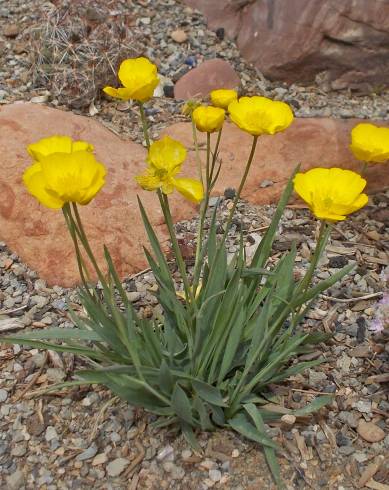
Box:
[163,118,389,204]
[184,0,389,90]
[0,103,198,287]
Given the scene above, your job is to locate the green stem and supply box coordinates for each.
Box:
[70,203,107,288]
[222,135,259,242]
[191,116,203,186]
[360,161,368,176]
[205,133,211,186]
[139,102,151,149]
[209,128,222,187]
[297,220,332,295]
[192,130,221,292]
[62,204,90,289]
[157,190,196,310]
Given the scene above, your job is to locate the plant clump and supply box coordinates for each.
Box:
[30,0,139,109]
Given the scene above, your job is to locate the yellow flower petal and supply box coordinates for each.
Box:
[210,89,238,109]
[23,162,65,209]
[350,123,389,163]
[103,86,133,100]
[173,177,204,203]
[294,167,367,222]
[39,151,106,206]
[193,106,225,133]
[228,96,293,136]
[147,136,187,173]
[135,172,162,191]
[27,135,94,162]
[103,57,159,103]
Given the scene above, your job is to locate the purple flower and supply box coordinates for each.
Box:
[369,318,384,333]
[380,293,389,306]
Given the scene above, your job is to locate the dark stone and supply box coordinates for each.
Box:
[288,99,301,110]
[329,255,349,268]
[322,384,337,393]
[292,392,302,402]
[336,432,351,447]
[215,27,225,40]
[184,56,197,67]
[172,66,191,83]
[224,187,236,199]
[356,317,366,343]
[163,85,175,98]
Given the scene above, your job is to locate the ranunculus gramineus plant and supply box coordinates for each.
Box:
[4,57,375,488]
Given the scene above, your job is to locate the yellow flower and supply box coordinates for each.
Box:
[210,89,238,109]
[293,168,368,222]
[27,135,94,162]
[23,141,106,209]
[103,57,159,103]
[147,135,187,172]
[228,96,293,136]
[136,136,203,203]
[192,106,225,133]
[350,123,389,163]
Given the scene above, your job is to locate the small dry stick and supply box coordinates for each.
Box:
[0,304,28,315]
[14,352,49,402]
[125,440,146,478]
[321,292,383,303]
[88,396,119,443]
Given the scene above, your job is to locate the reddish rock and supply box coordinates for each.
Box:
[174,59,240,99]
[0,103,198,287]
[357,420,386,443]
[163,118,389,204]
[184,0,389,89]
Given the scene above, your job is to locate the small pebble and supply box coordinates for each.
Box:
[209,469,222,482]
[357,420,386,443]
[0,389,8,402]
[106,458,129,477]
[92,453,108,466]
[171,29,188,43]
[45,426,58,442]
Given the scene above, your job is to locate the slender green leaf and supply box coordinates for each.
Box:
[192,379,227,407]
[159,360,174,395]
[293,395,333,416]
[250,167,299,272]
[0,337,105,360]
[229,413,279,449]
[137,197,174,290]
[193,395,214,431]
[244,404,283,489]
[181,422,201,452]
[171,384,193,425]
[1,327,102,341]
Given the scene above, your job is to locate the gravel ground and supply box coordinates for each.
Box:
[1,195,389,489]
[1,0,389,145]
[1,0,389,489]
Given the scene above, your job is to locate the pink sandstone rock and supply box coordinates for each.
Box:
[184,0,389,90]
[174,59,240,99]
[0,103,198,287]
[162,118,389,204]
